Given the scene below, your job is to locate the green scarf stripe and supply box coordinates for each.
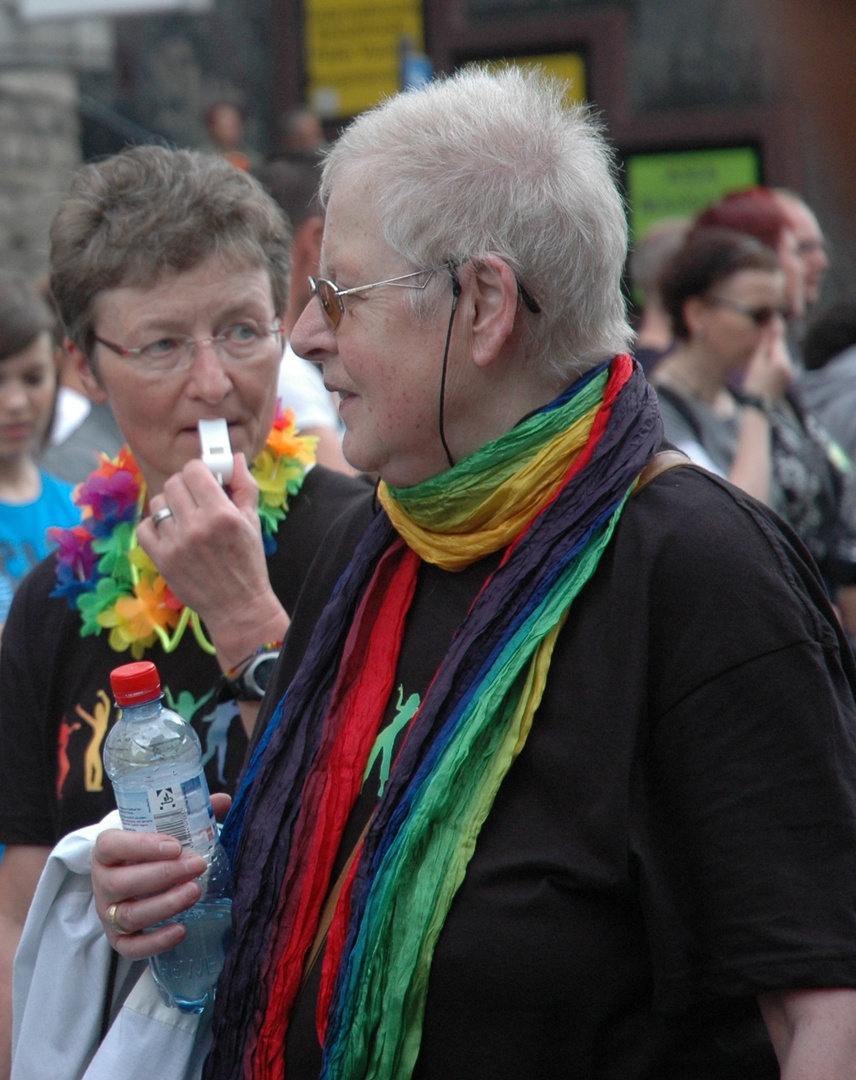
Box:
[386,370,609,523]
[328,500,627,1080]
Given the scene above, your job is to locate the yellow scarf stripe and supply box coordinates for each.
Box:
[378,404,599,571]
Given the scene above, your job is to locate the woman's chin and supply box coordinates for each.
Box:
[341,434,374,477]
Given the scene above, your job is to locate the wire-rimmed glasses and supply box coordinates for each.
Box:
[308,270,437,331]
[309,266,541,331]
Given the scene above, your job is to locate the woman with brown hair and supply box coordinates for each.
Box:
[653,225,856,591]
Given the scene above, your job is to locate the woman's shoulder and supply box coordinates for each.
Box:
[581,460,852,721]
[0,474,78,547]
[5,551,71,624]
[38,468,75,495]
[618,459,835,632]
[268,466,376,615]
[283,465,374,546]
[625,458,795,560]
[37,469,79,520]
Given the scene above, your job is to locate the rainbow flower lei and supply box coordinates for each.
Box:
[49,409,316,659]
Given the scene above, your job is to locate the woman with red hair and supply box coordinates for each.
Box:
[695,187,806,319]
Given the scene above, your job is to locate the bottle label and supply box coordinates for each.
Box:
[116,772,216,850]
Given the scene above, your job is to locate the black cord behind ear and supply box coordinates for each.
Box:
[438,265,462,470]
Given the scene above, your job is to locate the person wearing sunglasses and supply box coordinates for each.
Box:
[651,227,789,497]
[652,225,856,595]
[82,69,856,1079]
[694,187,808,323]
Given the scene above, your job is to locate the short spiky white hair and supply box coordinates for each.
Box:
[320,65,633,377]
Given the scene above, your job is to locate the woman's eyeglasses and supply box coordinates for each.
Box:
[705,296,788,327]
[308,270,436,331]
[94,320,284,374]
[309,266,542,331]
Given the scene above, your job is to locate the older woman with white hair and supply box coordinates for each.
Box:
[90,68,856,1079]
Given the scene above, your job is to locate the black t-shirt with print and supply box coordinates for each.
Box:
[0,466,374,847]
[263,463,856,1079]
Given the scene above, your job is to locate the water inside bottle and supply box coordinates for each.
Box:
[148,898,233,1014]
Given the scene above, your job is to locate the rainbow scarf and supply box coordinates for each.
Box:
[207,355,663,1080]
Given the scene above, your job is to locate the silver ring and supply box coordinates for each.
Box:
[151,507,174,527]
[107,902,130,936]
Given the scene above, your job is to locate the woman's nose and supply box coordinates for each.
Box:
[291,294,334,361]
[1,379,30,413]
[185,340,233,402]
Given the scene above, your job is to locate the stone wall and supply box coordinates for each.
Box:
[0,68,80,278]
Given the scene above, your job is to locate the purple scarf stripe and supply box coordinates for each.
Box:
[206,510,396,1080]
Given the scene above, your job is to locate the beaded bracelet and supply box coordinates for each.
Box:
[223,639,283,681]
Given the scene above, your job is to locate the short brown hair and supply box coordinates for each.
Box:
[659,227,781,340]
[0,271,56,363]
[50,145,291,356]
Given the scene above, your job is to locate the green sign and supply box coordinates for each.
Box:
[626,146,761,242]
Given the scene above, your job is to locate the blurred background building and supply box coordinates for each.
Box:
[1,0,854,304]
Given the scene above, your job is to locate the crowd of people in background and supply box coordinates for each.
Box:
[632,183,856,637]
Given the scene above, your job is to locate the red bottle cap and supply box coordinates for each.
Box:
[110,661,162,705]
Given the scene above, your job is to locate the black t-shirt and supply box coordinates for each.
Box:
[0,466,375,846]
[256,463,856,1079]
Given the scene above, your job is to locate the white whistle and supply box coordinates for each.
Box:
[198,418,234,485]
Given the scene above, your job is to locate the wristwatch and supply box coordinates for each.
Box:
[224,649,280,701]
[732,389,770,414]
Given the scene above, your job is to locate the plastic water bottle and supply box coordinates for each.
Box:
[104,660,233,1014]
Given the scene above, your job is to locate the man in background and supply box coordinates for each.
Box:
[628,216,689,373]
[254,157,354,475]
[773,188,829,310]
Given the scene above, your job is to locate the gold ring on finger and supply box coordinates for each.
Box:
[107,902,130,936]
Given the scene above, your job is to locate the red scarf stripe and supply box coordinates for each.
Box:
[251,541,421,1079]
[317,847,362,1041]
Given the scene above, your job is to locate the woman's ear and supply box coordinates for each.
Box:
[466,255,521,368]
[65,338,109,404]
[683,296,709,340]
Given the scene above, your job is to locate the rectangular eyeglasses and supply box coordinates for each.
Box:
[93,320,285,373]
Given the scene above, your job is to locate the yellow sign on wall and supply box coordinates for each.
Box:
[306,0,425,120]
[484,53,587,104]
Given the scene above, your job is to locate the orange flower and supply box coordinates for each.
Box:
[99,574,182,658]
[266,411,317,466]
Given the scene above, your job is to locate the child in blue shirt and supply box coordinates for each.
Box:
[0,273,78,632]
